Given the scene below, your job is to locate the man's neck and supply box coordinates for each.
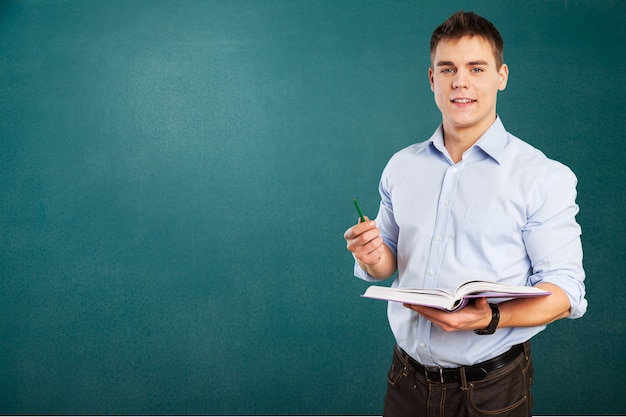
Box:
[442,117,496,163]
[443,132,478,163]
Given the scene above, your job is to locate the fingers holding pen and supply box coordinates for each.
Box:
[344,217,385,265]
[343,216,375,246]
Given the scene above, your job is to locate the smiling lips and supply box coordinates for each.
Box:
[452,98,476,104]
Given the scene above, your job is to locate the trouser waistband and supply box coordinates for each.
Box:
[396,342,528,384]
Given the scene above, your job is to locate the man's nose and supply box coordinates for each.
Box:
[452,74,469,89]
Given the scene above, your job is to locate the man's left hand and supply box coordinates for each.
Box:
[404,297,493,332]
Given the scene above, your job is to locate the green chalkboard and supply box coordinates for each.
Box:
[1,0,624,414]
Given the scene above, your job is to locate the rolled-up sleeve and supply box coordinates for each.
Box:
[524,164,587,319]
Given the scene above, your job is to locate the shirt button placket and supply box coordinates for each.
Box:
[424,165,458,287]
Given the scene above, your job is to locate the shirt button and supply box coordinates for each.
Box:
[428,270,434,277]
[451,167,458,173]
[420,342,426,348]
[436,235,442,241]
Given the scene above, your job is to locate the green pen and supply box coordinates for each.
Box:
[353,198,366,223]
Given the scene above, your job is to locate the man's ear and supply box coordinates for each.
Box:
[428,67,435,92]
[498,63,509,91]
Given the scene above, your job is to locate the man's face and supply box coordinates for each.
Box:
[429,35,508,139]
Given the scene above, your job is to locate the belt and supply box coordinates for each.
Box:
[399,343,525,384]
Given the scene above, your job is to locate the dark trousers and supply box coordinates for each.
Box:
[383,342,533,417]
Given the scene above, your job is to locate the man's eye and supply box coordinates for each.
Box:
[471,67,484,73]
[441,68,455,74]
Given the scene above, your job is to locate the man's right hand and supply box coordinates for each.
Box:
[344,217,396,279]
[344,217,385,265]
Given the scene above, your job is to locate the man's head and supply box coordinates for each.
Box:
[428,11,509,145]
[430,11,504,70]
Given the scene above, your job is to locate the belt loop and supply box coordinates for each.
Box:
[459,366,469,391]
[397,346,414,374]
[522,340,531,360]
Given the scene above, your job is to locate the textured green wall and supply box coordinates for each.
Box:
[1,0,624,414]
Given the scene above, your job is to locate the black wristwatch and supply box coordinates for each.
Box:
[474,303,500,335]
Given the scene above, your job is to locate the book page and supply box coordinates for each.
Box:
[362,286,456,310]
[455,281,550,298]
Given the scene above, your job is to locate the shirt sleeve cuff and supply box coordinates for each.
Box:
[538,275,588,319]
[353,255,381,283]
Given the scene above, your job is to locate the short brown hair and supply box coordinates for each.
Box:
[430,11,504,68]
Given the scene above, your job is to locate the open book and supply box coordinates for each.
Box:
[362,280,550,312]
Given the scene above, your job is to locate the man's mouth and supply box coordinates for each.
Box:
[451,98,476,104]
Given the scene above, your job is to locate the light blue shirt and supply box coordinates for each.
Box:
[355,117,587,367]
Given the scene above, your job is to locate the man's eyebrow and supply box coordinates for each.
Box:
[468,60,489,66]
[436,60,490,67]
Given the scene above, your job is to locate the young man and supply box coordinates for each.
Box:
[344,11,587,417]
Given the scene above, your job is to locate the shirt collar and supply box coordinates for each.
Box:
[473,116,507,164]
[423,116,507,165]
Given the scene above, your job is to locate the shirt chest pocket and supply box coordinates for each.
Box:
[458,208,520,272]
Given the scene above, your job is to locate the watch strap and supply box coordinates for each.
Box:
[474,303,500,335]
